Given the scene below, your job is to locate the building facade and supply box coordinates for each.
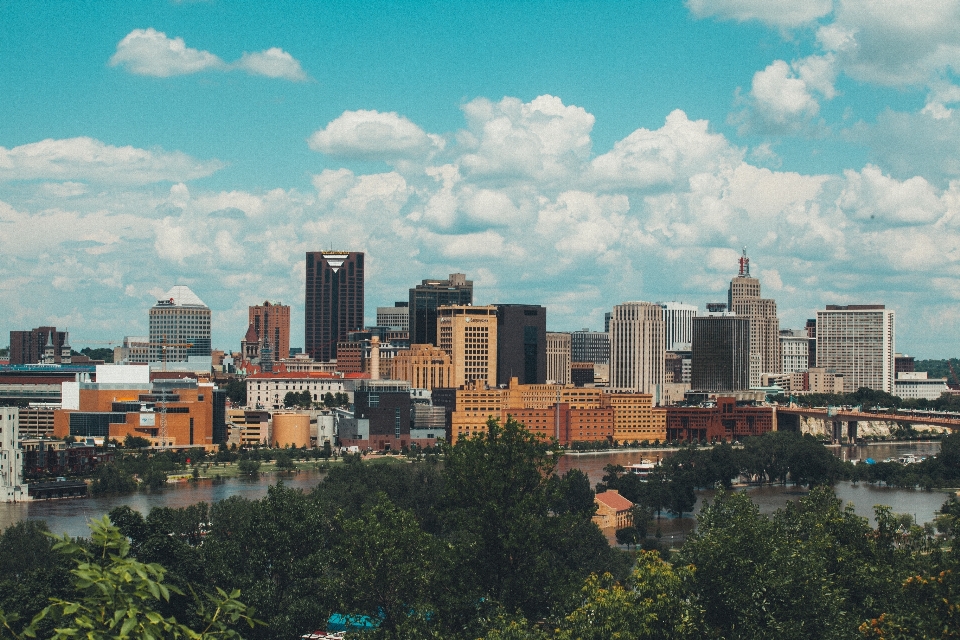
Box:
[408,273,473,346]
[691,316,750,392]
[305,251,365,362]
[495,304,547,386]
[9,327,67,365]
[148,286,212,363]
[665,397,773,442]
[249,301,291,361]
[391,344,454,390]
[815,305,895,393]
[437,305,498,388]
[570,329,610,365]
[727,250,780,387]
[660,302,698,351]
[376,302,410,332]
[780,329,811,374]
[609,302,665,395]
[246,372,347,410]
[546,332,572,384]
[0,407,23,502]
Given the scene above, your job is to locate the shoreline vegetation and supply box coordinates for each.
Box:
[0,418,958,638]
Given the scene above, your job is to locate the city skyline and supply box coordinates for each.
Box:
[2,1,960,358]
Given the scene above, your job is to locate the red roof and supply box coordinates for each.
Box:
[247,371,342,380]
[595,490,633,512]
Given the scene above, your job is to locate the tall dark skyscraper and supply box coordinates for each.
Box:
[495,304,546,385]
[691,316,750,392]
[408,273,473,346]
[305,251,364,362]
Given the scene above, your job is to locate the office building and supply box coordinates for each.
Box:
[666,398,773,442]
[351,380,413,450]
[305,251,365,362]
[437,305,498,388]
[727,249,780,387]
[660,302,697,351]
[780,329,811,374]
[816,305,895,393]
[408,273,473,346]
[391,344,454,390]
[249,301,291,361]
[691,316,750,392]
[546,332,572,384]
[609,302,665,394]
[895,372,948,400]
[377,302,410,333]
[9,327,68,365]
[114,336,149,365]
[495,304,546,386]
[805,318,817,368]
[570,329,610,365]
[148,286,212,363]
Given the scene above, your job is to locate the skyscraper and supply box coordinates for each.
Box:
[609,302,665,394]
[816,305,895,393]
[727,249,780,387]
[249,301,290,361]
[691,316,750,392]
[305,251,364,363]
[495,304,546,386]
[437,305,498,387]
[570,329,610,365]
[408,273,473,346]
[148,286,211,363]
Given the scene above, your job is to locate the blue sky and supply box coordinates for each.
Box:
[2,0,960,358]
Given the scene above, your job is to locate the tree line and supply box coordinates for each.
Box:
[0,419,958,638]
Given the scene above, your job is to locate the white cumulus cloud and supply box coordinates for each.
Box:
[236,47,308,81]
[0,137,222,184]
[110,28,308,81]
[309,110,442,161]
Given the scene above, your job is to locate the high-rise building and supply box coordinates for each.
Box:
[148,286,212,363]
[816,305,895,393]
[659,302,698,351]
[691,316,750,392]
[727,249,780,387]
[571,329,610,365]
[437,305,498,388]
[495,304,546,386]
[780,329,811,374]
[408,274,473,346]
[249,301,291,360]
[9,327,67,365]
[546,332,572,384]
[377,302,409,332]
[305,251,364,362]
[609,302,665,394]
[0,407,23,502]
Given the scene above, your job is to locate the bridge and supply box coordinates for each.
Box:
[776,406,960,442]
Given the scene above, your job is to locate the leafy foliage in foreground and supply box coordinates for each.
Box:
[2,419,959,639]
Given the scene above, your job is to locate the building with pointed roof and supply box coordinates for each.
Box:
[727,249,780,388]
[148,285,211,363]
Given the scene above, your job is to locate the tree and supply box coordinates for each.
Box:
[439,417,629,625]
[0,517,258,639]
[124,434,151,449]
[89,463,137,496]
[237,459,261,476]
[554,551,698,640]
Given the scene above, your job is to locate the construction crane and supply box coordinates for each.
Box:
[144,337,194,448]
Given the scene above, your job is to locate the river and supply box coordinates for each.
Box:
[0,442,952,540]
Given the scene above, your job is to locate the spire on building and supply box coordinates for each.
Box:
[738,247,750,277]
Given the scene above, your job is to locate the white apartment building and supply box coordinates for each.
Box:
[816,305,895,393]
[609,302,665,394]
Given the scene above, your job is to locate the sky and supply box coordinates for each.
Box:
[2,0,960,358]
